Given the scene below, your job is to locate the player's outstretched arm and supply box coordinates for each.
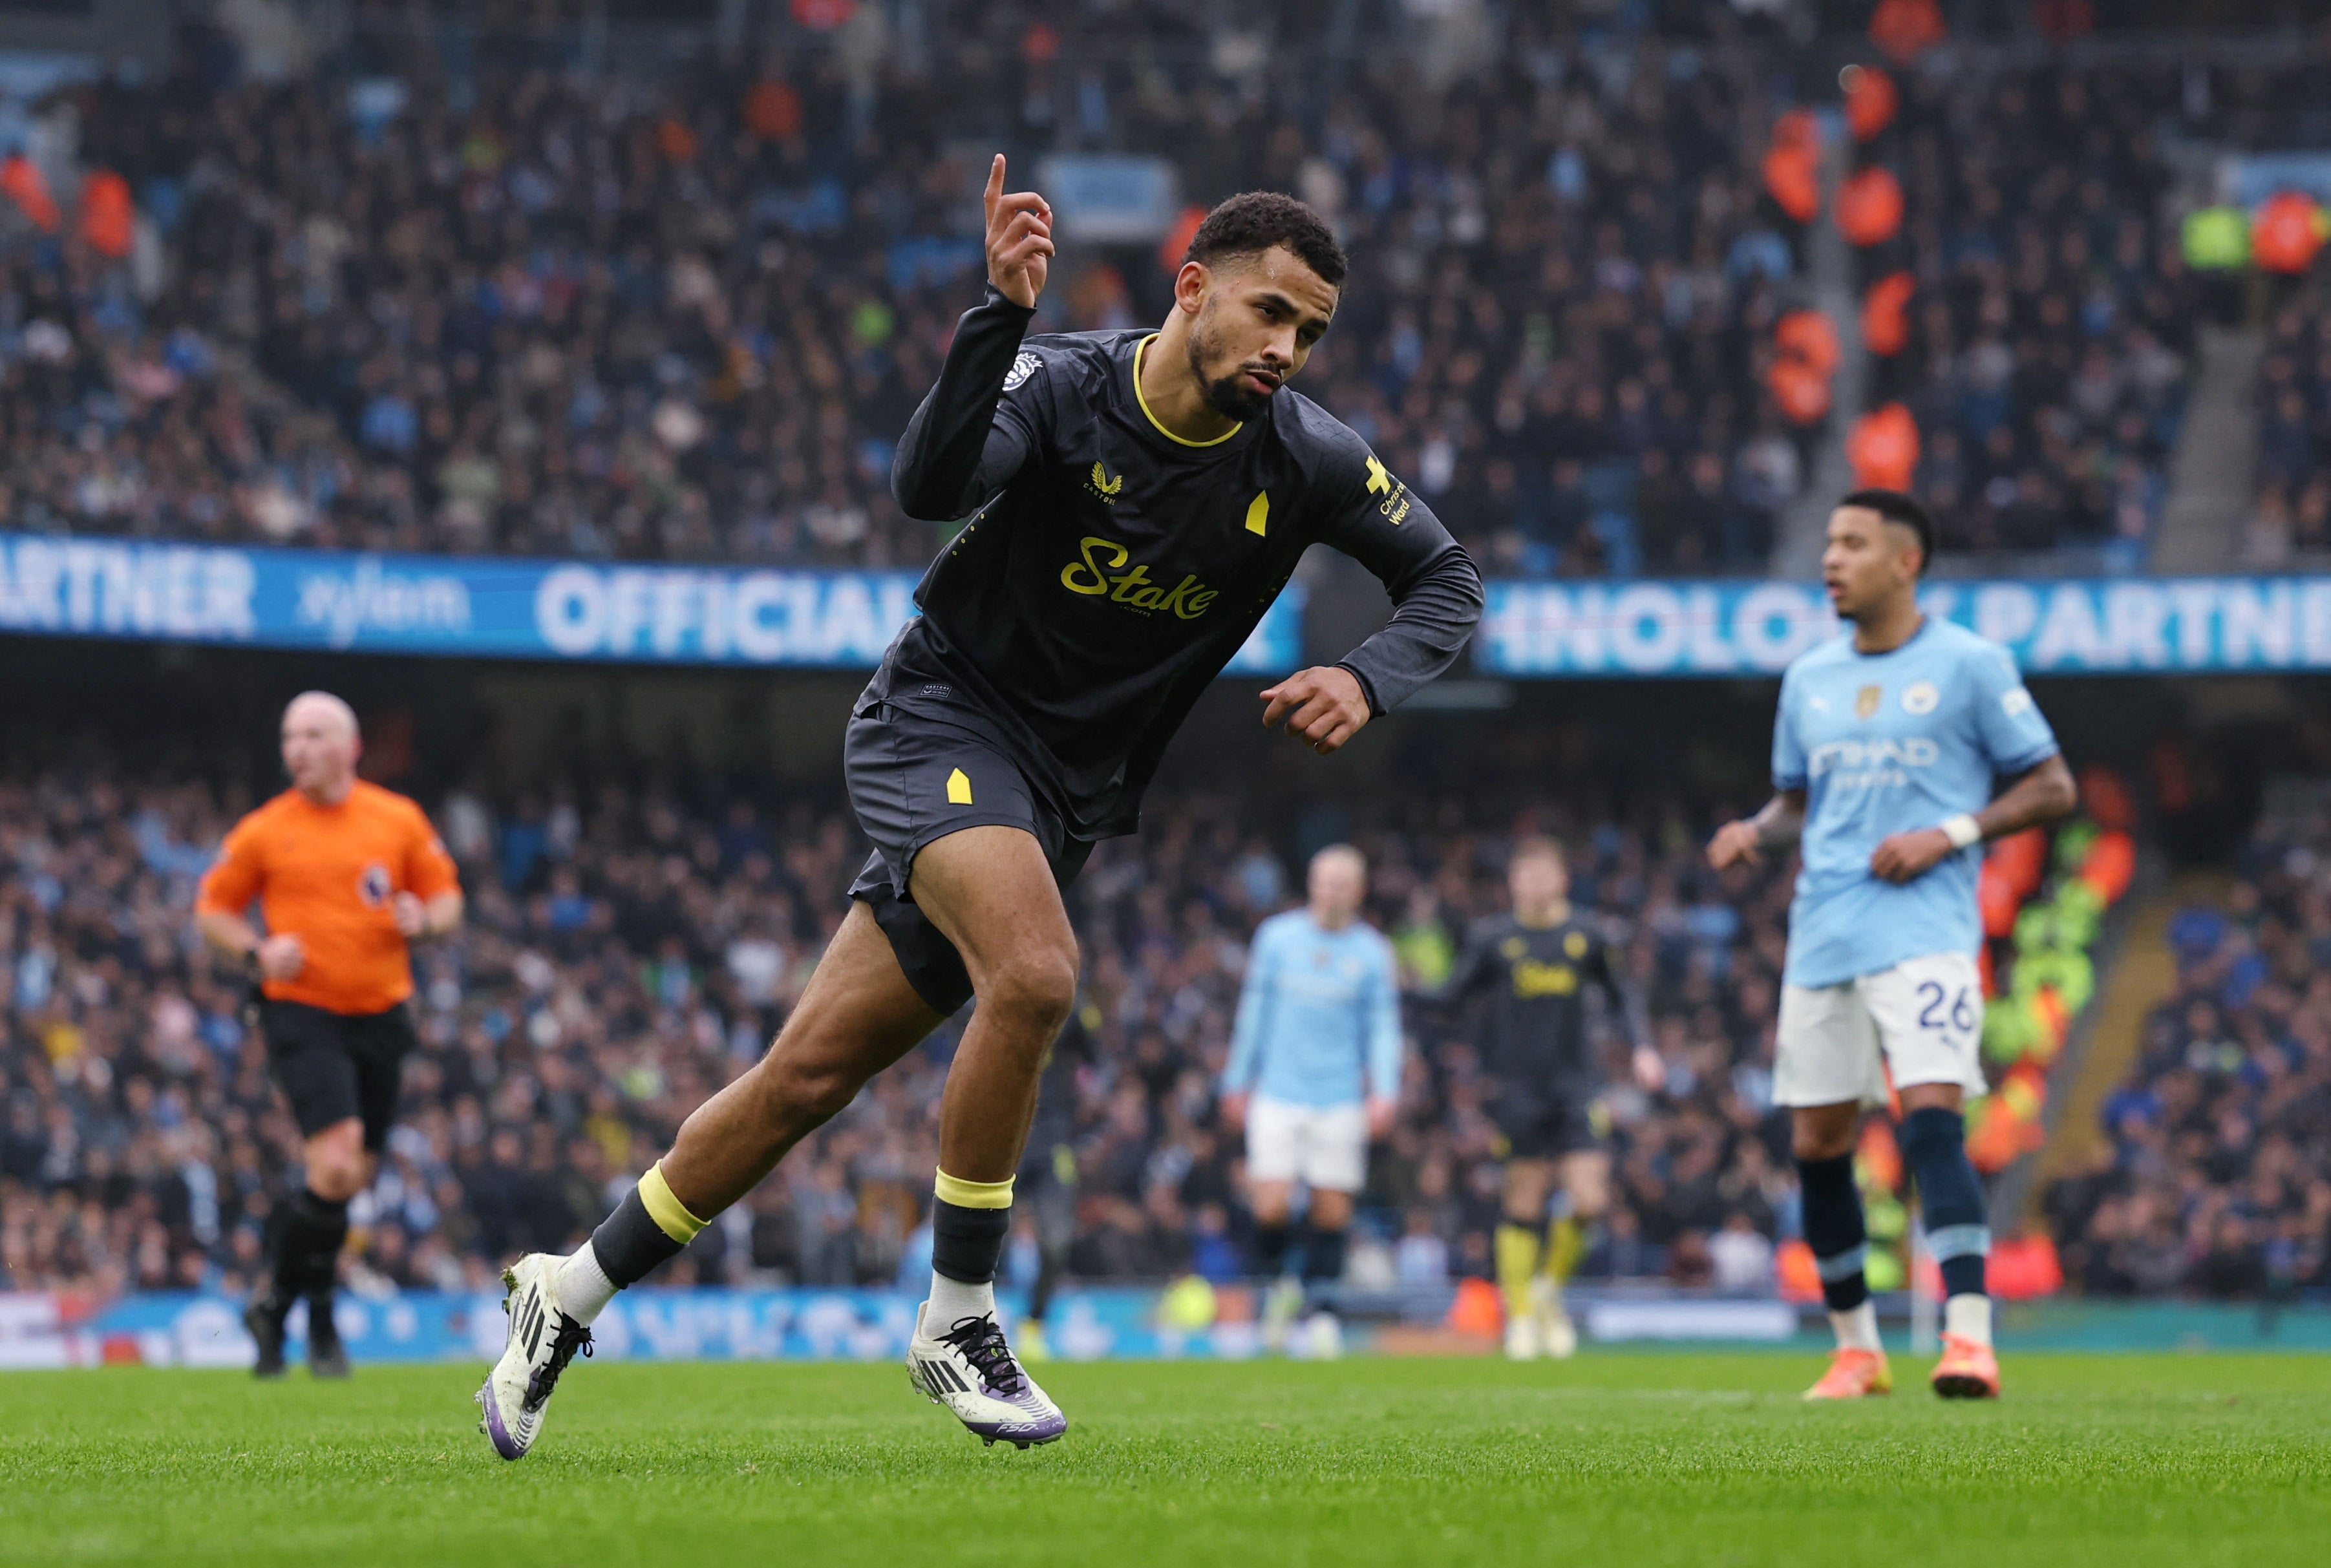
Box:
[1281,447,1484,753]
[1707,790,1806,869]
[891,156,1054,521]
[1869,754,2077,884]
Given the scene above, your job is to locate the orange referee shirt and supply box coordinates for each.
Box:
[197,780,460,1015]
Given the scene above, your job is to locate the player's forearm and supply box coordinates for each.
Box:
[1367,1037,1403,1102]
[1334,546,1485,715]
[196,909,260,960]
[418,890,464,939]
[1968,755,2078,842]
[891,287,1036,520]
[1748,793,1805,852]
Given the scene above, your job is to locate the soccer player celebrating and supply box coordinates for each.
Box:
[475,158,1482,1458]
[1431,836,1659,1360]
[196,692,463,1378]
[1220,844,1403,1359]
[1707,491,2075,1401]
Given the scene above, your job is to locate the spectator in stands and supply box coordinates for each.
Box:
[2046,816,2331,1300]
[14,14,1811,575]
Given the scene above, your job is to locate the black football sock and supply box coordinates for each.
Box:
[586,1161,708,1287]
[931,1171,1014,1286]
[1796,1152,1869,1312]
[1255,1220,1293,1280]
[1901,1107,1990,1298]
[275,1187,349,1303]
[1299,1224,1348,1312]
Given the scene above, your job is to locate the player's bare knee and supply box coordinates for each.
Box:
[975,944,1078,1037]
[758,1052,864,1125]
[308,1155,367,1202]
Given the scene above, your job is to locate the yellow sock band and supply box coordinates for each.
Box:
[934,1170,1016,1209]
[638,1161,707,1244]
[1546,1216,1586,1284]
[1495,1222,1542,1319]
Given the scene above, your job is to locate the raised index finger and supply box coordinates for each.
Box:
[984,154,1004,226]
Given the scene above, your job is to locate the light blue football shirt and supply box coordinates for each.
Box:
[1772,619,2059,988]
[1222,909,1403,1108]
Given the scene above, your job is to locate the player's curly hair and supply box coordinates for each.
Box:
[1183,192,1347,286]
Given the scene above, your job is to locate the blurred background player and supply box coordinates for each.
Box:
[1013,992,1097,1362]
[1708,491,2076,1401]
[1431,838,1659,1360]
[194,692,463,1378]
[1221,845,1401,1359]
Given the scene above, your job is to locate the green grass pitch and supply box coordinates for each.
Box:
[3,1354,2327,1567]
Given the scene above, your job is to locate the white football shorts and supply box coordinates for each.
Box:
[1244,1095,1368,1192]
[1773,951,1988,1108]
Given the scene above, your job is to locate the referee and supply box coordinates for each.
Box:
[197,692,462,1377]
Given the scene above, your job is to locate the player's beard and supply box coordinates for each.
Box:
[1186,310,1278,422]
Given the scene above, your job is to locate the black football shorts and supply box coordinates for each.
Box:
[260,999,418,1151]
[1487,1084,1607,1161]
[844,699,1092,1015]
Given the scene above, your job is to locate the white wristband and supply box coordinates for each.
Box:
[1939,813,1983,850]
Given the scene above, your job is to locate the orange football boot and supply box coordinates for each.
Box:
[1802,1346,1892,1400]
[1930,1333,2001,1399]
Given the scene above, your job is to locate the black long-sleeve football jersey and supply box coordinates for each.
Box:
[871,286,1484,840]
[1436,914,1646,1092]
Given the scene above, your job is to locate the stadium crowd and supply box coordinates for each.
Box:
[0,749,1805,1301]
[14,12,1815,577]
[1877,63,2195,564]
[2044,810,2331,1299]
[2251,262,2331,564]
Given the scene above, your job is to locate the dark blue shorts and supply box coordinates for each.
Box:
[844,700,1092,1015]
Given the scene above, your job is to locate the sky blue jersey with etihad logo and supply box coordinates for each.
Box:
[1772,619,2059,988]
[1222,909,1403,1108]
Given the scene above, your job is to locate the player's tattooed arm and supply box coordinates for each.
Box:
[1869,753,2077,885]
[891,156,1052,520]
[1707,789,1806,870]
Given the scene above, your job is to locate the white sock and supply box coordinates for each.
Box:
[556,1244,619,1326]
[927,1271,995,1327]
[1944,1293,1992,1346]
[1830,1300,1881,1352]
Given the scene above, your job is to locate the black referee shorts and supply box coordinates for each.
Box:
[259,999,418,1152]
[844,699,1092,1016]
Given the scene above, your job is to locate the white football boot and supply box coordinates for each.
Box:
[476,1253,593,1461]
[1260,1277,1305,1354]
[1504,1301,1544,1361]
[1532,1275,1579,1359]
[1301,1309,1345,1361]
[906,1302,1068,1448]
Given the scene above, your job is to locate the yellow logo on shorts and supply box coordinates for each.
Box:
[946,768,973,805]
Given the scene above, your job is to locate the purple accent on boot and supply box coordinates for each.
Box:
[479,1382,524,1460]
